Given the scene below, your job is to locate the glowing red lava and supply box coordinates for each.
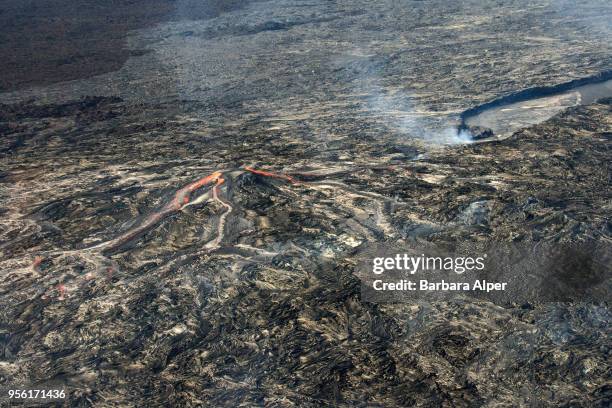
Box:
[170,171,223,210]
[245,166,297,184]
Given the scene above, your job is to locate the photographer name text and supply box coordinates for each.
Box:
[370,254,507,292]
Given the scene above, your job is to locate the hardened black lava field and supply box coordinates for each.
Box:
[0,1,610,406]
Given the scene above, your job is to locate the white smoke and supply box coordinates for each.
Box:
[365,81,473,145]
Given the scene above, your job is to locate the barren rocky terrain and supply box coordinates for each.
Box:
[0,1,610,406]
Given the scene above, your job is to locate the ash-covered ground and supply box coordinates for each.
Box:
[0,1,610,406]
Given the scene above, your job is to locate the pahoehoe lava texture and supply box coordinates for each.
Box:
[1,94,610,407]
[0,0,611,407]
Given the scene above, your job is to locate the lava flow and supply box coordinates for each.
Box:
[245,166,297,184]
[101,166,300,251]
[98,171,223,253]
[88,166,298,255]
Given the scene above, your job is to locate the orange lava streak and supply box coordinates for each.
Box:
[244,166,296,184]
[171,171,222,209]
[102,170,223,253]
[186,171,223,192]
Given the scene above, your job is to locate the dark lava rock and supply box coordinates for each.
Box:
[466,125,495,140]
